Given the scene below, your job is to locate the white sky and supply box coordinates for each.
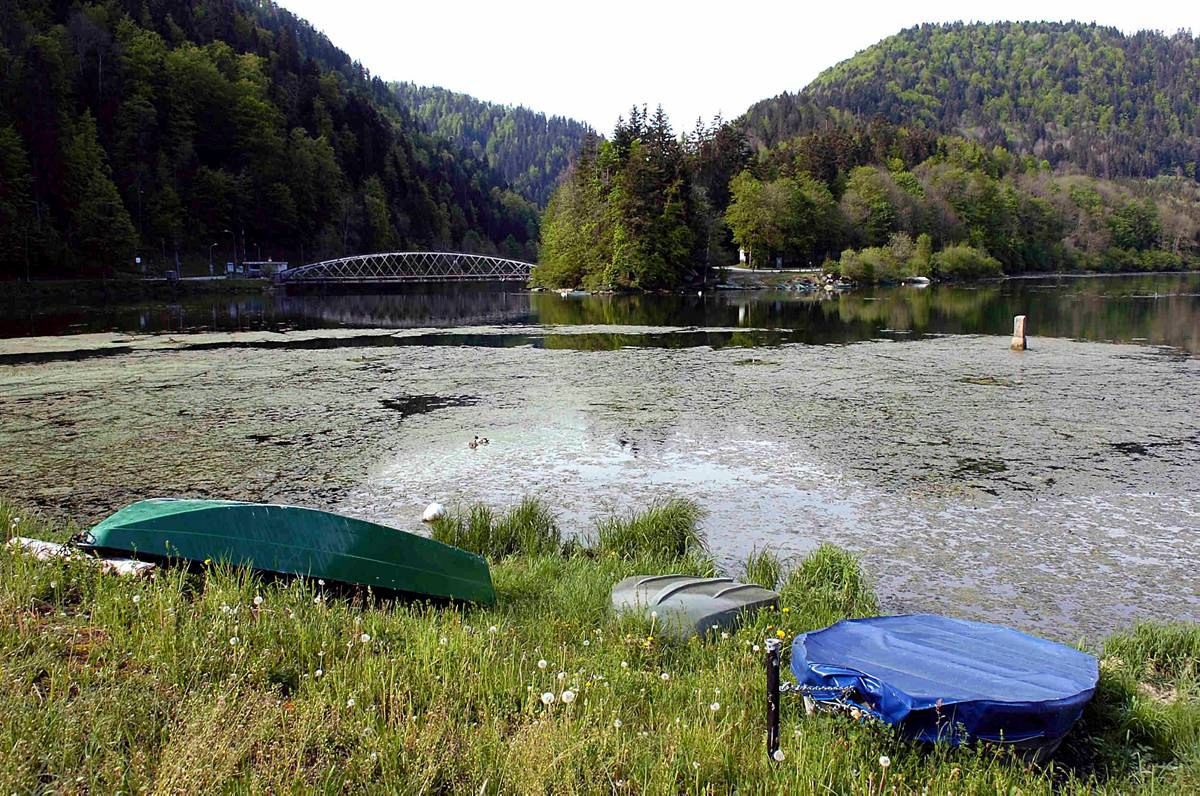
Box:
[279,1,1196,133]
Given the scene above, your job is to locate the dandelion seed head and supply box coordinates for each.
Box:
[613,719,622,728]
[488,625,498,634]
[650,611,657,619]
[557,671,566,680]
[49,581,57,589]
[773,749,786,762]
[660,672,670,681]
[314,669,323,678]
[229,636,239,646]
[132,595,141,604]
[439,637,448,645]
[721,632,730,639]
[540,691,555,705]
[318,579,325,586]
[537,659,548,670]
[582,639,590,646]
[253,595,264,606]
[561,690,576,704]
[753,644,761,652]
[879,755,891,769]
[620,661,629,669]
[710,702,720,711]
[346,698,355,708]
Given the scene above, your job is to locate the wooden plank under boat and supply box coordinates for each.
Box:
[80,498,495,604]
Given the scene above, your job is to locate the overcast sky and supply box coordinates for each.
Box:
[279,1,1195,133]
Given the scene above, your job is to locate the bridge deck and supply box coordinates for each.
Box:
[276,251,536,284]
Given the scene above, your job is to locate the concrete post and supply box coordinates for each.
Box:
[1011,315,1027,351]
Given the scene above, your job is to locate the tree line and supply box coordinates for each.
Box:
[391,83,594,208]
[0,0,540,280]
[537,110,1200,288]
[743,22,1200,181]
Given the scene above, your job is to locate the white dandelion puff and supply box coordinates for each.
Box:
[229,636,239,646]
[582,639,590,646]
[540,691,555,705]
[613,719,622,729]
[557,671,566,680]
[253,595,264,606]
[488,625,498,634]
[537,659,548,670]
[879,755,891,769]
[710,702,720,711]
[773,749,786,762]
[660,672,670,681]
[132,595,141,604]
[561,690,576,704]
[314,669,323,678]
[346,698,355,708]
[360,633,371,643]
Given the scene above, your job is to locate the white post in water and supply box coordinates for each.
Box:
[1011,315,1027,351]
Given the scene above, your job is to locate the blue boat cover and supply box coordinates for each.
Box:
[791,614,1099,745]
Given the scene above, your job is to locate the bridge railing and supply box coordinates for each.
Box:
[275,251,535,284]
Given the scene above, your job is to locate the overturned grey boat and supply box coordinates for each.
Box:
[611,575,779,639]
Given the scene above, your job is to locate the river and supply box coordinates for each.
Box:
[1,274,1197,642]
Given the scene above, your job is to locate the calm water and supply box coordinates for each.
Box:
[2,273,1198,354]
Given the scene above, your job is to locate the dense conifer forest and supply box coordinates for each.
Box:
[0,0,542,279]
[742,22,1200,179]
[390,83,593,208]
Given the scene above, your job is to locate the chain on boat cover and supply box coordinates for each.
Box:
[790,614,1099,747]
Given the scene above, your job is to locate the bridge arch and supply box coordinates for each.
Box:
[275,251,536,285]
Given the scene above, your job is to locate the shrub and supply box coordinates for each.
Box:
[931,244,1003,279]
[594,498,707,559]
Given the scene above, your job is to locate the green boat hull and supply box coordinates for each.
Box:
[83,499,495,604]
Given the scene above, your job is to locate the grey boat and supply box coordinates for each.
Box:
[611,575,779,639]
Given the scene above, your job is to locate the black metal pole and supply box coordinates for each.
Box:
[766,637,781,761]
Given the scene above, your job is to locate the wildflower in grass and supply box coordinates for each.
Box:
[488,625,498,634]
[132,595,141,604]
[775,630,786,639]
[879,756,891,769]
[313,596,322,604]
[561,690,576,704]
[782,607,790,613]
[50,581,57,589]
[229,637,239,646]
[253,595,264,606]
[620,661,629,669]
[346,698,355,707]
[537,659,548,670]
[583,639,590,646]
[613,719,622,729]
[721,632,730,639]
[650,611,657,619]
[693,762,700,770]
[660,672,670,682]
[752,644,761,652]
[773,749,786,762]
[557,671,566,680]
[314,669,323,678]
[360,633,371,643]
[540,691,555,705]
[710,702,720,711]
[318,579,325,586]
[439,637,448,645]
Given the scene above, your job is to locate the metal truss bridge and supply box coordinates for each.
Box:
[274,252,535,285]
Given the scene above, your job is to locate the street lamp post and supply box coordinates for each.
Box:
[208,243,218,276]
[223,228,236,273]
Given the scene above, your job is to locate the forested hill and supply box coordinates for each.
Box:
[742,22,1200,180]
[391,83,592,207]
[0,0,540,279]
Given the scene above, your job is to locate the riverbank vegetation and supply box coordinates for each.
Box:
[2,498,1197,792]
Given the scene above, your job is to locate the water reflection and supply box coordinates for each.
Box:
[2,274,1197,353]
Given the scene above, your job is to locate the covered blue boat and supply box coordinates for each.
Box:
[791,614,1098,754]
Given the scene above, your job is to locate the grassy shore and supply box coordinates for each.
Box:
[1,498,1196,794]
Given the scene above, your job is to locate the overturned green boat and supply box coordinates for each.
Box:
[81,499,495,604]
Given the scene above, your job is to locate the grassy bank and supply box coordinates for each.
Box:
[1,498,1197,793]
[0,277,269,309]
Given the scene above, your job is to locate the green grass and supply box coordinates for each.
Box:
[430,497,562,559]
[594,497,707,559]
[1,499,1197,793]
